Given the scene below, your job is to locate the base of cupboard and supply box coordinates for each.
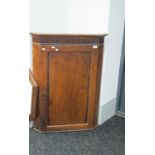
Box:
[32,125,97,133]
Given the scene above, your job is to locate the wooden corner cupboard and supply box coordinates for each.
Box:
[29,34,106,132]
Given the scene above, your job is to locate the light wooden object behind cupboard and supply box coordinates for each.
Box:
[30,34,106,132]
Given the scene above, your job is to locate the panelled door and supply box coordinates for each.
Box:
[48,52,90,125]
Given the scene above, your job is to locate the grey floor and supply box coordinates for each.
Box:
[30,116,125,155]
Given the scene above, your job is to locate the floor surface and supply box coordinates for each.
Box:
[29,116,125,155]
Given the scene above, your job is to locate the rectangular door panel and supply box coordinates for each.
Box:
[48,52,91,125]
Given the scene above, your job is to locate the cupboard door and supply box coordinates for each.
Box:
[48,52,91,126]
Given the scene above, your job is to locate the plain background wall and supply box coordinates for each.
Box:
[30,0,110,34]
[101,0,125,102]
[0,0,29,154]
[68,0,110,34]
[98,0,125,124]
[29,0,69,33]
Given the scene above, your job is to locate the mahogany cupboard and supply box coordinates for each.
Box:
[29,34,106,132]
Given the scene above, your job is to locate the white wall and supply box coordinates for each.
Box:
[98,0,125,124]
[68,0,110,34]
[30,0,110,34]
[29,0,69,33]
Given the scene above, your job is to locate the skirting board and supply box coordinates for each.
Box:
[98,98,117,125]
[116,111,125,118]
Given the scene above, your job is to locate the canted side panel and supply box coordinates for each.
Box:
[32,45,48,130]
[48,52,91,125]
[87,51,100,128]
[94,45,104,125]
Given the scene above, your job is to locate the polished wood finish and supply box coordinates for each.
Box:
[31,33,105,44]
[49,52,90,125]
[31,34,105,132]
[29,69,38,120]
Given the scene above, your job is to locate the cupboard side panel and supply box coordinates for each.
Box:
[32,45,48,130]
[87,50,99,127]
[94,44,104,125]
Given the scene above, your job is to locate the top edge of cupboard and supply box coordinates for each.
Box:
[30,33,107,44]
